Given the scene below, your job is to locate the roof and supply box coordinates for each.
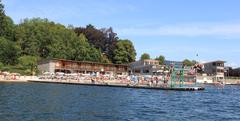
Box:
[129,59,159,65]
[142,59,159,62]
[38,58,129,67]
[164,60,183,64]
[233,67,240,70]
[203,60,226,64]
[164,60,183,63]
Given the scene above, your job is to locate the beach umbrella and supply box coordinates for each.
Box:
[43,72,50,75]
[2,72,10,75]
[56,72,64,75]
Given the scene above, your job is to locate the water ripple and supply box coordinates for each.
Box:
[0,82,240,121]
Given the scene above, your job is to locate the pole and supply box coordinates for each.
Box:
[170,66,176,88]
[180,68,185,87]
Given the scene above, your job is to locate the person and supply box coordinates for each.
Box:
[215,81,225,89]
[91,77,95,84]
[126,76,130,84]
[130,75,135,85]
[162,74,169,88]
[133,75,138,86]
[137,76,140,85]
[155,77,159,87]
[149,77,154,87]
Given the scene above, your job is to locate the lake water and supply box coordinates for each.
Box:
[0,82,240,121]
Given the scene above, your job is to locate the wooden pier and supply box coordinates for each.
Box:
[28,80,205,91]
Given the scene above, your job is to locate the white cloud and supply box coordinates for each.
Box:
[116,22,240,38]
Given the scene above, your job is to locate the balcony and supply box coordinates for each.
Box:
[216,73,224,76]
[216,66,224,70]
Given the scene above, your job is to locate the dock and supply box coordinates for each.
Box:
[28,79,205,91]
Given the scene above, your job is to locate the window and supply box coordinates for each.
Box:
[217,69,224,73]
[143,70,150,73]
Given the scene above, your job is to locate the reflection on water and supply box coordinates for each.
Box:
[0,82,240,121]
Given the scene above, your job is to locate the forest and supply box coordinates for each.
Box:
[0,1,136,75]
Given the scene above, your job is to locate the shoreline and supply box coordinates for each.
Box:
[28,79,205,91]
[0,79,28,82]
[1,78,240,85]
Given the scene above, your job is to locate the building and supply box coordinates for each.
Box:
[224,66,232,77]
[203,60,225,81]
[228,67,240,77]
[164,60,183,69]
[196,74,213,83]
[38,59,129,75]
[129,59,163,75]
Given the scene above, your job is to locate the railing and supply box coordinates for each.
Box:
[225,76,240,80]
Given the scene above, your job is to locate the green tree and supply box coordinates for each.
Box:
[0,62,3,69]
[0,0,5,34]
[0,37,20,65]
[69,33,101,62]
[140,53,150,60]
[74,25,119,63]
[15,18,102,62]
[101,53,111,63]
[155,55,165,65]
[15,18,99,62]
[1,16,15,40]
[191,60,197,65]
[0,1,15,40]
[113,40,136,64]
[18,55,39,75]
[48,22,82,59]
[15,18,64,57]
[183,59,193,66]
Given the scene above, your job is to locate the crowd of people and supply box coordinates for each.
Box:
[39,72,177,87]
[0,71,21,80]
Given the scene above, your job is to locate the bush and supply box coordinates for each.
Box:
[0,62,3,69]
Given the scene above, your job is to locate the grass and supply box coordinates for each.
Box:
[0,65,33,75]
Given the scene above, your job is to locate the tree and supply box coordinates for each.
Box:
[155,55,165,65]
[18,55,39,75]
[0,0,5,31]
[0,1,15,40]
[140,53,150,60]
[0,62,3,69]
[15,18,52,57]
[74,25,118,62]
[192,60,197,65]
[113,40,136,64]
[0,37,20,65]
[69,33,101,62]
[14,18,107,63]
[101,53,111,63]
[183,59,193,66]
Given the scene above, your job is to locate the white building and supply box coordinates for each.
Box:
[203,60,225,82]
[129,59,163,75]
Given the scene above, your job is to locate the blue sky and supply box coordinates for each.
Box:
[3,0,240,67]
